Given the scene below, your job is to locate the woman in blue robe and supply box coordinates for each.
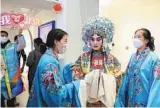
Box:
[115,28,160,107]
[27,29,82,107]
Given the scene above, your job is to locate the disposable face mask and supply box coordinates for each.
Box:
[133,38,143,49]
[0,37,9,43]
[58,43,67,54]
[59,47,67,54]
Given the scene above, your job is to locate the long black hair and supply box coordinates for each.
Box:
[135,28,155,51]
[46,29,68,48]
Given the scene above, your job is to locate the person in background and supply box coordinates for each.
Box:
[26,38,44,92]
[39,42,47,54]
[1,30,25,107]
[115,28,160,107]
[14,35,27,73]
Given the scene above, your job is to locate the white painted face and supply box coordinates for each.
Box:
[89,34,103,51]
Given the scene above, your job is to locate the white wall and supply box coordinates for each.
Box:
[34,10,56,38]
[65,0,83,63]
[100,0,160,71]
[57,0,99,64]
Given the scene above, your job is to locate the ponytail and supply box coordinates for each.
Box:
[147,36,155,51]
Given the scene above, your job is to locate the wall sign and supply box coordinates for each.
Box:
[1,12,42,29]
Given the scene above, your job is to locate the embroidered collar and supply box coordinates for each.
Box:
[92,50,103,57]
[136,47,150,56]
[45,48,58,60]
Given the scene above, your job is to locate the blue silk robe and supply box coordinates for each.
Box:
[27,49,82,107]
[115,47,160,107]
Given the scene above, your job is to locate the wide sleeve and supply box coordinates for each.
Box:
[147,59,160,107]
[113,55,122,86]
[72,55,84,80]
[40,62,74,106]
[114,55,132,107]
[107,54,122,92]
[62,63,73,84]
[114,71,129,107]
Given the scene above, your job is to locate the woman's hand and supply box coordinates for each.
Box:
[71,63,84,77]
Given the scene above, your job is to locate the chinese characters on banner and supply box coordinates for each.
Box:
[1,12,42,29]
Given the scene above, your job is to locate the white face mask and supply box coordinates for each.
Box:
[58,43,67,54]
[59,47,67,54]
[133,38,143,49]
[0,37,9,43]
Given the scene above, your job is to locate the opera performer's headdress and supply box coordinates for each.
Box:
[82,16,114,52]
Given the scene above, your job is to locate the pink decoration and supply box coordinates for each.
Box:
[1,12,42,29]
[10,14,25,24]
